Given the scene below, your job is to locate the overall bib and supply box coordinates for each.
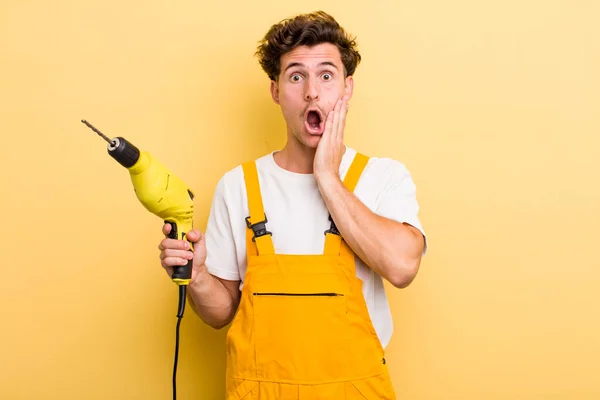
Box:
[225,153,396,399]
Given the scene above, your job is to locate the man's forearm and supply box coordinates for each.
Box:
[317,173,424,288]
[186,265,239,329]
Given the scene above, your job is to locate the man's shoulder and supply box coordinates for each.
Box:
[214,152,274,191]
[350,148,412,181]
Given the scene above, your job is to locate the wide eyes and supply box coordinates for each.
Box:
[289,73,333,82]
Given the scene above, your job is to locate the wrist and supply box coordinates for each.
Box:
[316,173,343,199]
[315,169,340,187]
[188,263,210,292]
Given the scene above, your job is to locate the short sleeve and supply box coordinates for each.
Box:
[204,176,242,281]
[374,161,428,254]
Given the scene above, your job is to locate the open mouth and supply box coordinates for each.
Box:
[305,108,324,135]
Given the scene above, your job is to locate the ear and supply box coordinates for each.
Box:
[344,75,355,100]
[270,80,280,104]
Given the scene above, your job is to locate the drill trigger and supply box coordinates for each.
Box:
[165,220,178,240]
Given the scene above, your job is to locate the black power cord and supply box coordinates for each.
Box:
[173,285,186,400]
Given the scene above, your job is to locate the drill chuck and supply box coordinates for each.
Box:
[108,137,141,168]
[81,120,140,168]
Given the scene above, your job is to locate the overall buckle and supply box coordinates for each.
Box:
[324,214,340,236]
[245,214,272,242]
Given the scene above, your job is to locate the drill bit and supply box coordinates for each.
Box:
[81,119,114,145]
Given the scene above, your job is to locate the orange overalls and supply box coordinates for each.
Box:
[225,153,396,399]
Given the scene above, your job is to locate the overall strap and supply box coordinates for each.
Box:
[242,161,275,256]
[323,152,370,256]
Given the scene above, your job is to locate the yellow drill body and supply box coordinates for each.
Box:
[128,151,195,286]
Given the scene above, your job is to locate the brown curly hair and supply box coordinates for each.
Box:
[255,11,362,81]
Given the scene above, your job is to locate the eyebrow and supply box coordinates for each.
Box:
[283,61,339,73]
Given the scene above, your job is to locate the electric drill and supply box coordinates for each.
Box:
[82,119,194,399]
[81,119,195,307]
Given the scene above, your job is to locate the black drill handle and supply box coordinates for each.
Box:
[173,260,193,282]
[166,221,193,283]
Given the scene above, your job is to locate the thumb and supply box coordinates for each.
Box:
[185,228,203,244]
[192,231,207,266]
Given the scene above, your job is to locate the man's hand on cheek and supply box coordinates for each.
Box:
[313,95,350,182]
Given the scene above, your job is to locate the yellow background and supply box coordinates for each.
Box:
[1,0,598,398]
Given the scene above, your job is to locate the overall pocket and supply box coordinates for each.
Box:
[348,370,397,400]
[226,379,259,400]
[252,289,352,383]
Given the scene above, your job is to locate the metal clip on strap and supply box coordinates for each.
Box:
[245,214,272,242]
[324,214,340,236]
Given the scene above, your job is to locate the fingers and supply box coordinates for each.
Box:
[158,227,205,278]
[159,248,193,261]
[325,96,349,140]
[157,237,189,251]
[331,98,341,138]
[158,239,194,276]
[158,228,201,250]
[338,96,349,138]
[324,108,334,138]
[160,248,194,269]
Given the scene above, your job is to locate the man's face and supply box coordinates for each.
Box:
[270,42,354,149]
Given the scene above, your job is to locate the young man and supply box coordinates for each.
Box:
[158,11,426,399]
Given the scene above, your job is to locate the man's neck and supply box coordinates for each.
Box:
[273,141,316,174]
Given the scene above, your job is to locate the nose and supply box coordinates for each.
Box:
[304,78,319,101]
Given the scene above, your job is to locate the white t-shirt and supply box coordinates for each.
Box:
[204,147,426,349]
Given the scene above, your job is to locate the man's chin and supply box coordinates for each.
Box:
[302,133,322,147]
[289,130,322,149]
